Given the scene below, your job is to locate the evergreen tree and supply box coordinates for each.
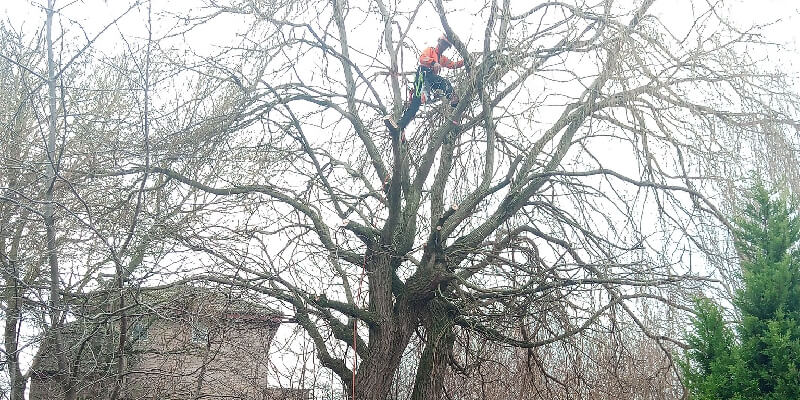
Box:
[682,182,800,399]
[680,298,743,399]
[734,183,800,398]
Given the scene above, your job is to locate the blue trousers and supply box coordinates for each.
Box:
[398,66,455,130]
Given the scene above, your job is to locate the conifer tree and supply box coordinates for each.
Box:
[680,298,743,399]
[734,183,800,398]
[682,182,800,399]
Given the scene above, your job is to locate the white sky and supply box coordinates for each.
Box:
[3,0,800,66]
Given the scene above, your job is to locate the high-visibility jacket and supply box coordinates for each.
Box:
[419,47,464,72]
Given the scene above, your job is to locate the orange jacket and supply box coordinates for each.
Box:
[419,47,464,72]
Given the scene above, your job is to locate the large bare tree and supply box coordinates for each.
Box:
[109,0,798,399]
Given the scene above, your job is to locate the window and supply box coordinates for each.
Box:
[130,320,149,343]
[191,323,209,344]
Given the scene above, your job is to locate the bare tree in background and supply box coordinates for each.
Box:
[0,1,205,398]
[1,21,46,400]
[440,307,684,399]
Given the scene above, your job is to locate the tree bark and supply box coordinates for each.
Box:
[351,251,418,400]
[411,298,455,400]
[3,260,26,400]
[350,248,456,400]
[352,323,415,400]
[2,155,27,400]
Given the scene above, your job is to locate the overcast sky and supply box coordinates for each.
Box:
[3,0,800,69]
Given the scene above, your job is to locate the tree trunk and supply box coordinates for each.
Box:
[351,251,419,400]
[45,2,73,399]
[3,264,26,400]
[349,249,456,400]
[1,100,28,400]
[352,309,417,400]
[410,298,455,400]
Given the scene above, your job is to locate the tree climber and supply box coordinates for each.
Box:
[384,35,464,135]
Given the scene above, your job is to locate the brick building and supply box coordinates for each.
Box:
[29,285,309,399]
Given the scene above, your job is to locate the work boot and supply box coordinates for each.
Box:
[450,93,459,108]
[383,115,401,137]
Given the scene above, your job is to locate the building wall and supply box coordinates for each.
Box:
[263,388,313,400]
[30,314,281,399]
[125,317,279,399]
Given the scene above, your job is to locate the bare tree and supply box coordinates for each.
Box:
[0,20,47,400]
[0,1,195,398]
[104,0,797,399]
[440,305,684,399]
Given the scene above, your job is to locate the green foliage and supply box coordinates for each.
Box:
[682,181,800,399]
[680,298,743,399]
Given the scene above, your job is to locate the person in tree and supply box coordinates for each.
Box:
[384,35,464,135]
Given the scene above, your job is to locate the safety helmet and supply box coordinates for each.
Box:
[437,35,452,49]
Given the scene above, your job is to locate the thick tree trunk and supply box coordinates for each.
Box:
[410,298,455,400]
[352,325,414,400]
[349,248,456,400]
[351,251,419,400]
